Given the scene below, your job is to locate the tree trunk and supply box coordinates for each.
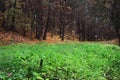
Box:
[76,17,81,41]
[1,16,5,28]
[81,20,85,41]
[35,0,43,40]
[10,0,16,31]
[10,16,15,31]
[43,16,49,40]
[115,27,120,46]
[36,15,42,40]
[60,14,65,41]
[61,25,65,41]
[30,16,35,40]
[43,4,51,40]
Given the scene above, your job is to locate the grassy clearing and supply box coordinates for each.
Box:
[0,42,120,80]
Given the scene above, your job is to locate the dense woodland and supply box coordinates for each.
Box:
[0,0,120,45]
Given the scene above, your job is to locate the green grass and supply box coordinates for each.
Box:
[0,42,120,80]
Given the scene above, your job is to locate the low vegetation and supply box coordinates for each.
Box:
[0,43,120,80]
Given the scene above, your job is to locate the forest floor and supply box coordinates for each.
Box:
[0,27,119,46]
[0,26,120,79]
[0,42,120,79]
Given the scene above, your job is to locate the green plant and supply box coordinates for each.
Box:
[0,43,120,80]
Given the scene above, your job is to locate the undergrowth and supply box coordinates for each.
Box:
[0,43,120,80]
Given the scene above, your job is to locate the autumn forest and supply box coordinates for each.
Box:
[0,0,119,45]
[0,0,120,80]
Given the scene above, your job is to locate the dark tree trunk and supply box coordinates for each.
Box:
[36,15,42,40]
[60,14,65,41]
[10,0,16,31]
[115,27,120,46]
[36,24,41,40]
[29,0,36,40]
[81,20,85,41]
[59,26,62,38]
[61,25,65,41]
[36,14,41,40]
[30,16,35,40]
[0,1,6,28]
[76,17,81,41]
[35,0,43,40]
[43,16,49,40]
[43,2,51,40]
[87,24,92,41]
[60,0,66,41]
[10,16,15,31]
[118,34,120,46]
[1,16,5,28]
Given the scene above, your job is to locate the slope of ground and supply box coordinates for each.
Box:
[0,27,119,45]
[0,28,39,45]
[0,27,78,45]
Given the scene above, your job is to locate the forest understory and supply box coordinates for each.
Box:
[0,0,120,46]
[0,27,119,46]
